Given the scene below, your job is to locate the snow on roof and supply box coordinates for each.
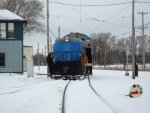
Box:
[0,9,24,21]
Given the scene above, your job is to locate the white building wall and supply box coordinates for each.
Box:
[23,46,33,72]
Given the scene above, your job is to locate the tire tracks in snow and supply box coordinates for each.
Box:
[0,89,21,95]
[0,81,54,96]
[0,80,51,90]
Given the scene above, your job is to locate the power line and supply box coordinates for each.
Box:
[63,4,131,29]
[105,4,131,21]
[50,14,94,22]
[49,29,58,38]
[117,31,132,37]
[135,22,150,28]
[138,11,148,70]
[50,0,150,37]
[103,20,131,28]
[135,1,150,3]
[50,0,132,29]
[50,1,150,7]
[50,1,132,7]
[145,23,150,26]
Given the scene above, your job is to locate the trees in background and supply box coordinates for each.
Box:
[92,33,117,65]
[33,53,47,66]
[0,0,44,33]
[145,36,150,63]
[91,33,150,67]
[31,32,150,67]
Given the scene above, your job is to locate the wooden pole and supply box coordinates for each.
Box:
[38,43,40,70]
[104,34,107,69]
[138,11,148,70]
[47,0,50,77]
[132,0,135,79]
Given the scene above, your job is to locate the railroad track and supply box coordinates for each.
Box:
[61,80,71,113]
[87,75,122,113]
[61,76,123,113]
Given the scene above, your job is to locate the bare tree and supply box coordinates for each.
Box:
[136,36,143,64]
[0,0,45,33]
[91,32,117,66]
[91,31,150,68]
[33,53,47,66]
[106,35,116,64]
[144,36,150,64]
[116,38,130,69]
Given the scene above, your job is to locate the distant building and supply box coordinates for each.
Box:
[0,10,26,73]
[23,46,33,72]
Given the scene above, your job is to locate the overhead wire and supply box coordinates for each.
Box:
[50,14,93,22]
[50,0,132,29]
[135,22,150,28]
[49,29,58,38]
[50,1,132,7]
[135,1,150,3]
[117,22,150,37]
[117,31,132,37]
[102,20,130,28]
[91,3,132,32]
[105,4,131,21]
[49,0,149,37]
[66,4,130,28]
[50,1,150,7]
[116,29,144,37]
[80,0,81,23]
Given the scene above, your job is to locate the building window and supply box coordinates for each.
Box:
[0,53,5,67]
[0,23,6,39]
[8,23,14,39]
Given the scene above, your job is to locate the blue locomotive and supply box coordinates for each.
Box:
[48,32,92,80]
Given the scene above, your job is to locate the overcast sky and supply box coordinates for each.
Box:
[24,0,150,54]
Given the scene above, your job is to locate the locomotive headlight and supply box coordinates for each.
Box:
[65,37,69,42]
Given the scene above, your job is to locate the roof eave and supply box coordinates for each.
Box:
[0,19,26,23]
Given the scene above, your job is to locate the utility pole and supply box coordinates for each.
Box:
[132,0,135,79]
[58,26,60,38]
[125,41,129,76]
[80,0,81,23]
[37,43,40,70]
[45,46,47,56]
[47,0,50,77]
[42,49,43,55]
[104,34,107,69]
[138,11,148,70]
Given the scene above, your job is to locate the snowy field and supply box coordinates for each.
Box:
[0,66,150,113]
[94,64,150,71]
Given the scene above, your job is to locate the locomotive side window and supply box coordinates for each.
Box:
[0,53,5,67]
[86,40,90,44]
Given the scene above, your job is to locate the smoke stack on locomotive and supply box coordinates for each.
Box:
[48,32,92,80]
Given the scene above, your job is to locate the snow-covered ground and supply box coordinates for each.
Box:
[94,64,150,70]
[0,66,150,113]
